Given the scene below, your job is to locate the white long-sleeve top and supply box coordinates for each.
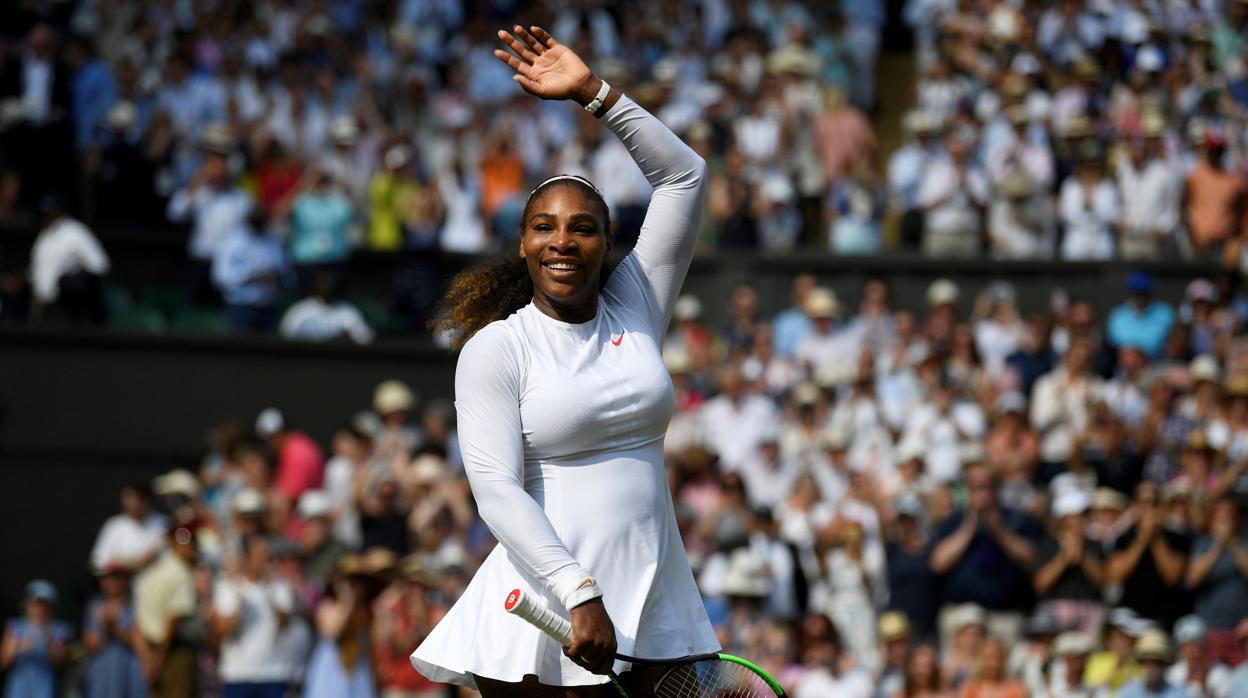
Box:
[413,95,717,688]
[29,216,111,303]
[1059,176,1119,260]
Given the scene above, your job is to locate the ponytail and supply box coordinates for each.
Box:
[430,254,533,350]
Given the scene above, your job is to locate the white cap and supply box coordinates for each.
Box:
[949,603,987,631]
[153,469,201,498]
[1054,632,1094,657]
[720,548,772,597]
[374,380,415,415]
[297,490,332,519]
[1190,354,1221,384]
[804,287,839,319]
[255,408,285,438]
[409,454,447,485]
[329,115,359,145]
[926,279,960,306]
[232,488,266,515]
[995,391,1027,415]
[1052,489,1091,518]
[673,295,702,322]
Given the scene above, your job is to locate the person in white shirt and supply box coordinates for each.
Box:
[280,272,375,345]
[1117,129,1180,260]
[888,111,940,249]
[211,535,297,694]
[167,129,253,303]
[900,374,986,484]
[1058,145,1119,260]
[917,132,989,258]
[28,196,110,324]
[737,430,801,511]
[1099,345,1149,429]
[1031,339,1102,468]
[90,484,165,572]
[793,613,874,698]
[699,365,780,473]
[796,287,860,382]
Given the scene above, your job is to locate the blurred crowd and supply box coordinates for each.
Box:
[12,270,1248,698]
[7,0,1248,333]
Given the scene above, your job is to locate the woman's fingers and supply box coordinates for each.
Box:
[514,25,545,55]
[495,30,536,64]
[492,49,537,79]
[529,25,558,49]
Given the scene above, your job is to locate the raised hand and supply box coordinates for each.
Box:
[494,25,599,105]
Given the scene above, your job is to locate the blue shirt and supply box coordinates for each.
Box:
[212,227,291,307]
[290,191,354,265]
[772,307,813,358]
[1116,678,1191,698]
[71,59,117,150]
[1107,301,1175,357]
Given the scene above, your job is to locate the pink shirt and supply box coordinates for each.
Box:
[275,431,325,501]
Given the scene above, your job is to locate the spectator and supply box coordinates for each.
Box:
[166,125,252,305]
[1166,615,1231,697]
[254,407,325,525]
[373,379,420,461]
[1108,273,1173,359]
[0,24,71,210]
[1185,135,1246,260]
[885,496,938,641]
[942,604,987,690]
[1117,630,1187,698]
[899,643,948,698]
[1,580,71,698]
[302,557,378,698]
[211,204,292,333]
[1006,314,1058,398]
[768,274,818,359]
[888,111,939,250]
[296,490,348,587]
[372,556,444,698]
[90,483,164,572]
[1107,482,1190,630]
[792,614,873,698]
[28,194,110,325]
[82,564,145,698]
[1032,339,1102,477]
[133,523,199,698]
[280,273,375,345]
[957,635,1026,698]
[699,364,779,473]
[210,535,296,697]
[1185,497,1248,666]
[285,165,356,290]
[1057,143,1119,261]
[876,611,912,698]
[1086,609,1148,694]
[1047,631,1094,698]
[930,464,1038,644]
[917,133,989,258]
[1116,123,1180,261]
[1033,490,1105,634]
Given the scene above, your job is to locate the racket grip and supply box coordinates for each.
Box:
[504,588,573,646]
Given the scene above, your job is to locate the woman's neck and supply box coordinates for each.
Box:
[533,294,598,324]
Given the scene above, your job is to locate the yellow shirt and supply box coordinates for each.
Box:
[1085,651,1141,695]
[133,551,196,642]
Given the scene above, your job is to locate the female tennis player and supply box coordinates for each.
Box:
[410,24,718,697]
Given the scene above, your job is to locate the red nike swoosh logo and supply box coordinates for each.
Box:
[610,330,625,346]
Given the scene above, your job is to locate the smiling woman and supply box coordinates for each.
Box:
[412,23,716,698]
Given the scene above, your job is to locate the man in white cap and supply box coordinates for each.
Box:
[255,408,325,529]
[698,363,779,473]
[795,287,857,379]
[295,490,346,585]
[1166,615,1230,697]
[916,131,990,258]
[1034,488,1105,633]
[1048,632,1095,697]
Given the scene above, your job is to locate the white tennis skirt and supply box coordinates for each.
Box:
[410,456,718,688]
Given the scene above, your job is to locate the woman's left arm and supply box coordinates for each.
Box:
[495,26,707,328]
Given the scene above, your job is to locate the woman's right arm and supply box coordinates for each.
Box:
[455,325,600,611]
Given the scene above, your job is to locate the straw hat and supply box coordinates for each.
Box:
[374,380,415,415]
[804,288,839,319]
[1136,629,1170,661]
[879,612,911,641]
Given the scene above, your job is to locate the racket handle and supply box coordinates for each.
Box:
[505,588,573,646]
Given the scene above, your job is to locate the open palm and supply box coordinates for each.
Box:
[494,25,595,102]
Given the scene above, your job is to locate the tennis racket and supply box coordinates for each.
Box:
[504,588,786,697]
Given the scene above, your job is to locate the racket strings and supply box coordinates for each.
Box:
[653,659,775,698]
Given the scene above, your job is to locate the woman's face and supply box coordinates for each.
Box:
[908,644,937,685]
[520,185,610,317]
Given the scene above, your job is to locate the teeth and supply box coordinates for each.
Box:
[545,263,579,271]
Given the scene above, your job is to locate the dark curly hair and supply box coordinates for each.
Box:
[430,177,612,350]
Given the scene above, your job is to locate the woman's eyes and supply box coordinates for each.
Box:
[532,225,596,235]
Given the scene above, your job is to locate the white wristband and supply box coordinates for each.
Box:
[584,80,611,115]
